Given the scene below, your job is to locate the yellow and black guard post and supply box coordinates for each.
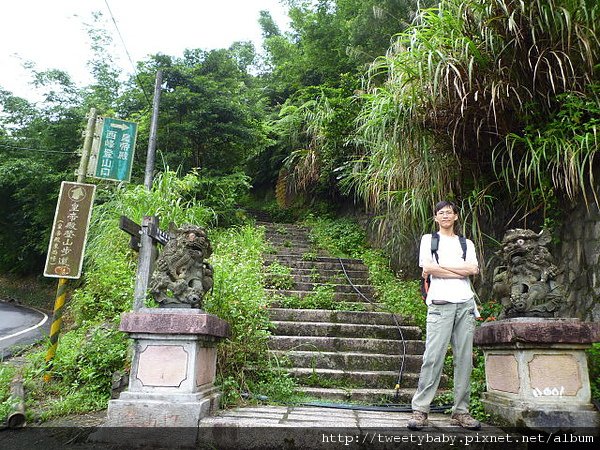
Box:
[43,278,68,382]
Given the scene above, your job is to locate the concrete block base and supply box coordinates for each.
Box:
[474,318,600,433]
[481,393,600,432]
[91,387,221,448]
[104,385,221,427]
[91,309,229,447]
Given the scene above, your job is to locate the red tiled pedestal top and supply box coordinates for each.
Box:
[119,308,230,338]
[475,317,599,346]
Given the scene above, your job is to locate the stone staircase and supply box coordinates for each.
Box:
[259,221,438,404]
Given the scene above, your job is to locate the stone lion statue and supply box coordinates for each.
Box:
[492,228,563,318]
[149,224,213,309]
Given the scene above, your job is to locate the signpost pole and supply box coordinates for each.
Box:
[77,108,97,181]
[132,70,163,310]
[43,278,68,382]
[132,216,159,310]
[44,108,97,381]
[144,70,162,189]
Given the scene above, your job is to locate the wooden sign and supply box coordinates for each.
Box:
[44,182,96,279]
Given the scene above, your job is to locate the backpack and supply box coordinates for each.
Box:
[420,232,467,302]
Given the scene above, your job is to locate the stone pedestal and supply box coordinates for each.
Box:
[474,318,599,432]
[97,308,229,432]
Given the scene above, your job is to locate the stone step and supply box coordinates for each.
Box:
[266,289,375,303]
[264,234,312,243]
[282,268,370,278]
[271,350,423,372]
[265,254,368,271]
[265,260,368,271]
[255,220,307,230]
[270,321,422,340]
[266,247,326,256]
[263,221,310,228]
[298,386,416,404]
[268,300,384,312]
[284,271,370,284]
[268,250,331,258]
[264,237,310,243]
[268,335,425,355]
[265,227,309,239]
[275,282,375,295]
[288,368,424,389]
[268,308,412,326]
[265,241,314,251]
[256,220,432,407]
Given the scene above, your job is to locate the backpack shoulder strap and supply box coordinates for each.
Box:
[458,235,467,260]
[430,232,440,264]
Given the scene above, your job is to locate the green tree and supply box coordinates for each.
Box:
[0,11,126,273]
[260,1,425,100]
[122,46,269,175]
[0,76,84,273]
[255,0,421,194]
[82,12,123,114]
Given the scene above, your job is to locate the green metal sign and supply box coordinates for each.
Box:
[88,117,138,182]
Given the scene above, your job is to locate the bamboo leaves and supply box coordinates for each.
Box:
[344,0,599,244]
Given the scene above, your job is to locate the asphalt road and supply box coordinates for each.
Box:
[0,301,50,359]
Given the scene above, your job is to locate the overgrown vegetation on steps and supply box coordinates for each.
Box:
[300,215,493,419]
[303,216,427,329]
[203,226,298,406]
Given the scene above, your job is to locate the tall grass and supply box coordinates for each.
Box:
[342,0,600,255]
[205,225,297,405]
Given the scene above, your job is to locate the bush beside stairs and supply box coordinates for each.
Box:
[259,221,443,405]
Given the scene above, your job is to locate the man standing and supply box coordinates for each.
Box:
[407,200,481,430]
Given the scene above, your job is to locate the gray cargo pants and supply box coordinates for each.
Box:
[411,299,477,414]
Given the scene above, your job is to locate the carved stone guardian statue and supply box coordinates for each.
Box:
[149,224,214,308]
[492,228,564,318]
[475,228,600,431]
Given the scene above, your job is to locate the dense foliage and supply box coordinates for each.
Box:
[341,0,600,258]
[205,226,297,405]
[0,0,598,423]
[1,0,598,274]
[0,171,297,420]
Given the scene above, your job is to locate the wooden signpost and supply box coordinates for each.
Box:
[43,182,96,279]
[43,109,97,381]
[43,70,162,380]
[119,215,170,310]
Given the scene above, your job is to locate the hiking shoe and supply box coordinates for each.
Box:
[450,413,481,430]
[407,411,428,430]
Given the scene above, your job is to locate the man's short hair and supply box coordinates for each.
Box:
[434,200,459,215]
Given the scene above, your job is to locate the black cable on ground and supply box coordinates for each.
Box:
[337,257,407,402]
[299,401,452,413]
[243,392,453,414]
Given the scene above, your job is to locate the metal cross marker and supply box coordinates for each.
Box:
[119,215,169,250]
[119,215,169,310]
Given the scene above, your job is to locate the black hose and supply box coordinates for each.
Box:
[299,401,451,413]
[243,393,453,413]
[337,257,406,401]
